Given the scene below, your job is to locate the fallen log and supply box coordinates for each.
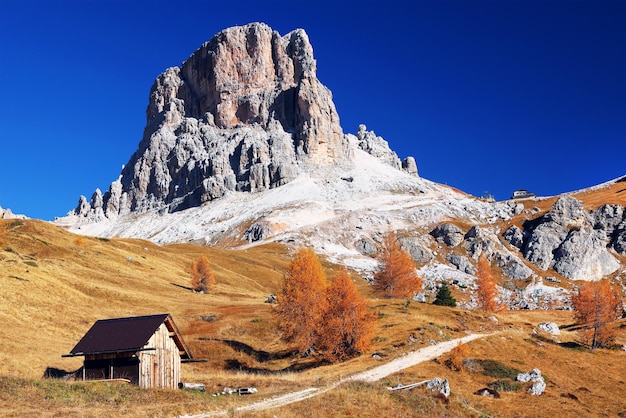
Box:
[387,380,430,391]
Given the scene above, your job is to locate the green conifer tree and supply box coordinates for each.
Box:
[433,282,457,307]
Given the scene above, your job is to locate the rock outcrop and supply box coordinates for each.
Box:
[0,206,27,220]
[516,368,546,396]
[430,223,464,247]
[70,23,416,220]
[516,196,621,281]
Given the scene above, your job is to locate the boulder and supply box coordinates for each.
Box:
[499,256,533,280]
[552,228,620,281]
[516,368,546,396]
[464,225,500,260]
[538,322,560,335]
[503,225,524,249]
[522,222,566,270]
[244,222,271,242]
[547,195,587,227]
[426,377,450,397]
[400,236,434,263]
[448,254,475,274]
[474,387,500,398]
[355,237,377,256]
[528,379,546,396]
[430,223,464,247]
[516,368,543,383]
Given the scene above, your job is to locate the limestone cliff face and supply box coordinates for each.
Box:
[73,23,369,218]
[509,196,623,281]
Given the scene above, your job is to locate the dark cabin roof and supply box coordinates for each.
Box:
[68,313,192,359]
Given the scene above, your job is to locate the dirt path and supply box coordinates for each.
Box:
[180,333,489,417]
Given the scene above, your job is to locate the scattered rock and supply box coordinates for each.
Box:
[506,201,525,215]
[265,294,277,304]
[499,256,533,280]
[244,222,271,242]
[528,379,546,396]
[538,322,560,335]
[516,368,543,383]
[517,368,546,396]
[426,377,450,397]
[400,236,435,263]
[448,254,475,274]
[430,224,464,247]
[474,387,500,398]
[413,293,427,303]
[355,237,378,256]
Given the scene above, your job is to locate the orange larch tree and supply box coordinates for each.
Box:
[572,279,623,349]
[448,341,469,372]
[475,256,499,312]
[276,248,329,353]
[319,268,375,362]
[374,231,422,298]
[190,255,215,293]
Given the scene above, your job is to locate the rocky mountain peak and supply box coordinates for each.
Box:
[69,23,415,220]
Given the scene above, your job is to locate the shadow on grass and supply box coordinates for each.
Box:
[557,341,590,351]
[200,338,299,362]
[42,366,81,380]
[530,333,592,352]
[170,282,193,291]
[224,358,326,374]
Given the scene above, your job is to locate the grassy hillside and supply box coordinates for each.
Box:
[1,218,625,417]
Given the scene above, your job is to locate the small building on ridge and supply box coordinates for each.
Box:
[510,189,536,199]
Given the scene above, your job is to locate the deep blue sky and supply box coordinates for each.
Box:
[1,0,624,220]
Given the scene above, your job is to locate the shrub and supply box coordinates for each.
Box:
[488,380,523,392]
[476,359,522,379]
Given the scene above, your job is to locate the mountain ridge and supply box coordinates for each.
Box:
[56,23,625,300]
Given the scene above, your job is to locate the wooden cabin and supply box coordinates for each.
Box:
[64,313,192,389]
